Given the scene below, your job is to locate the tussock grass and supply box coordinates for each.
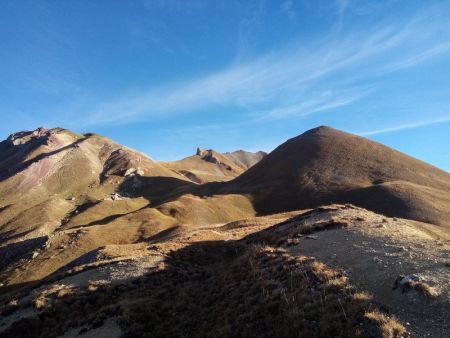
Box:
[119,244,405,338]
[364,311,406,338]
[31,284,78,310]
[410,281,439,298]
[88,280,110,292]
[0,241,406,338]
[0,299,19,316]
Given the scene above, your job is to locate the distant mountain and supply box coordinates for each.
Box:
[162,148,266,183]
[0,127,186,243]
[222,149,267,170]
[1,126,449,337]
[0,128,262,286]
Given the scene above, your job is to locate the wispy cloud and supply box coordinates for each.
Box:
[381,40,450,72]
[74,4,450,127]
[359,116,450,136]
[252,88,371,121]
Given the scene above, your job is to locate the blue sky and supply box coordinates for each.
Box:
[1,0,450,170]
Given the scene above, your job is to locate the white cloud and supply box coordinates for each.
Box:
[77,4,450,127]
[381,41,450,72]
[251,88,371,121]
[359,116,450,136]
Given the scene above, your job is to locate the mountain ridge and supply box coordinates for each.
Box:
[1,125,450,337]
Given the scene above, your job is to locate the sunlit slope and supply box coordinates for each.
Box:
[162,148,266,183]
[226,126,450,226]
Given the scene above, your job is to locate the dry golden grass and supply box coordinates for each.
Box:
[229,126,450,227]
[365,311,406,338]
[118,244,406,338]
[0,241,407,338]
[32,284,77,310]
[4,126,449,337]
[33,296,46,310]
[352,291,372,302]
[0,298,19,317]
[88,280,111,292]
[411,281,440,298]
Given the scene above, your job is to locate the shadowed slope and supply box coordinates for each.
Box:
[0,129,259,286]
[0,206,411,338]
[226,126,450,226]
[2,125,450,291]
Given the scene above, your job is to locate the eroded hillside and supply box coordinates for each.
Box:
[0,126,449,337]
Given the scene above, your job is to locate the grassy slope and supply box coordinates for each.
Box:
[0,237,405,338]
[4,204,450,337]
[0,126,449,338]
[162,149,266,183]
[224,126,450,227]
[0,129,260,287]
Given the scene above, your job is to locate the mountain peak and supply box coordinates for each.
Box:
[232,126,450,226]
[301,125,340,137]
[195,147,222,165]
[196,147,211,157]
[5,128,80,150]
[7,127,50,144]
[1,125,449,337]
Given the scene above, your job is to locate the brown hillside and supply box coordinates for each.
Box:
[224,126,450,226]
[162,148,266,183]
[2,126,450,286]
[0,127,187,247]
[0,128,259,287]
[1,126,450,337]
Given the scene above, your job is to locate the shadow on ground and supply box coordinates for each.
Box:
[0,219,404,338]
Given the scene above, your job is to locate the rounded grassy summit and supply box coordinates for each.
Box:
[0,126,449,337]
